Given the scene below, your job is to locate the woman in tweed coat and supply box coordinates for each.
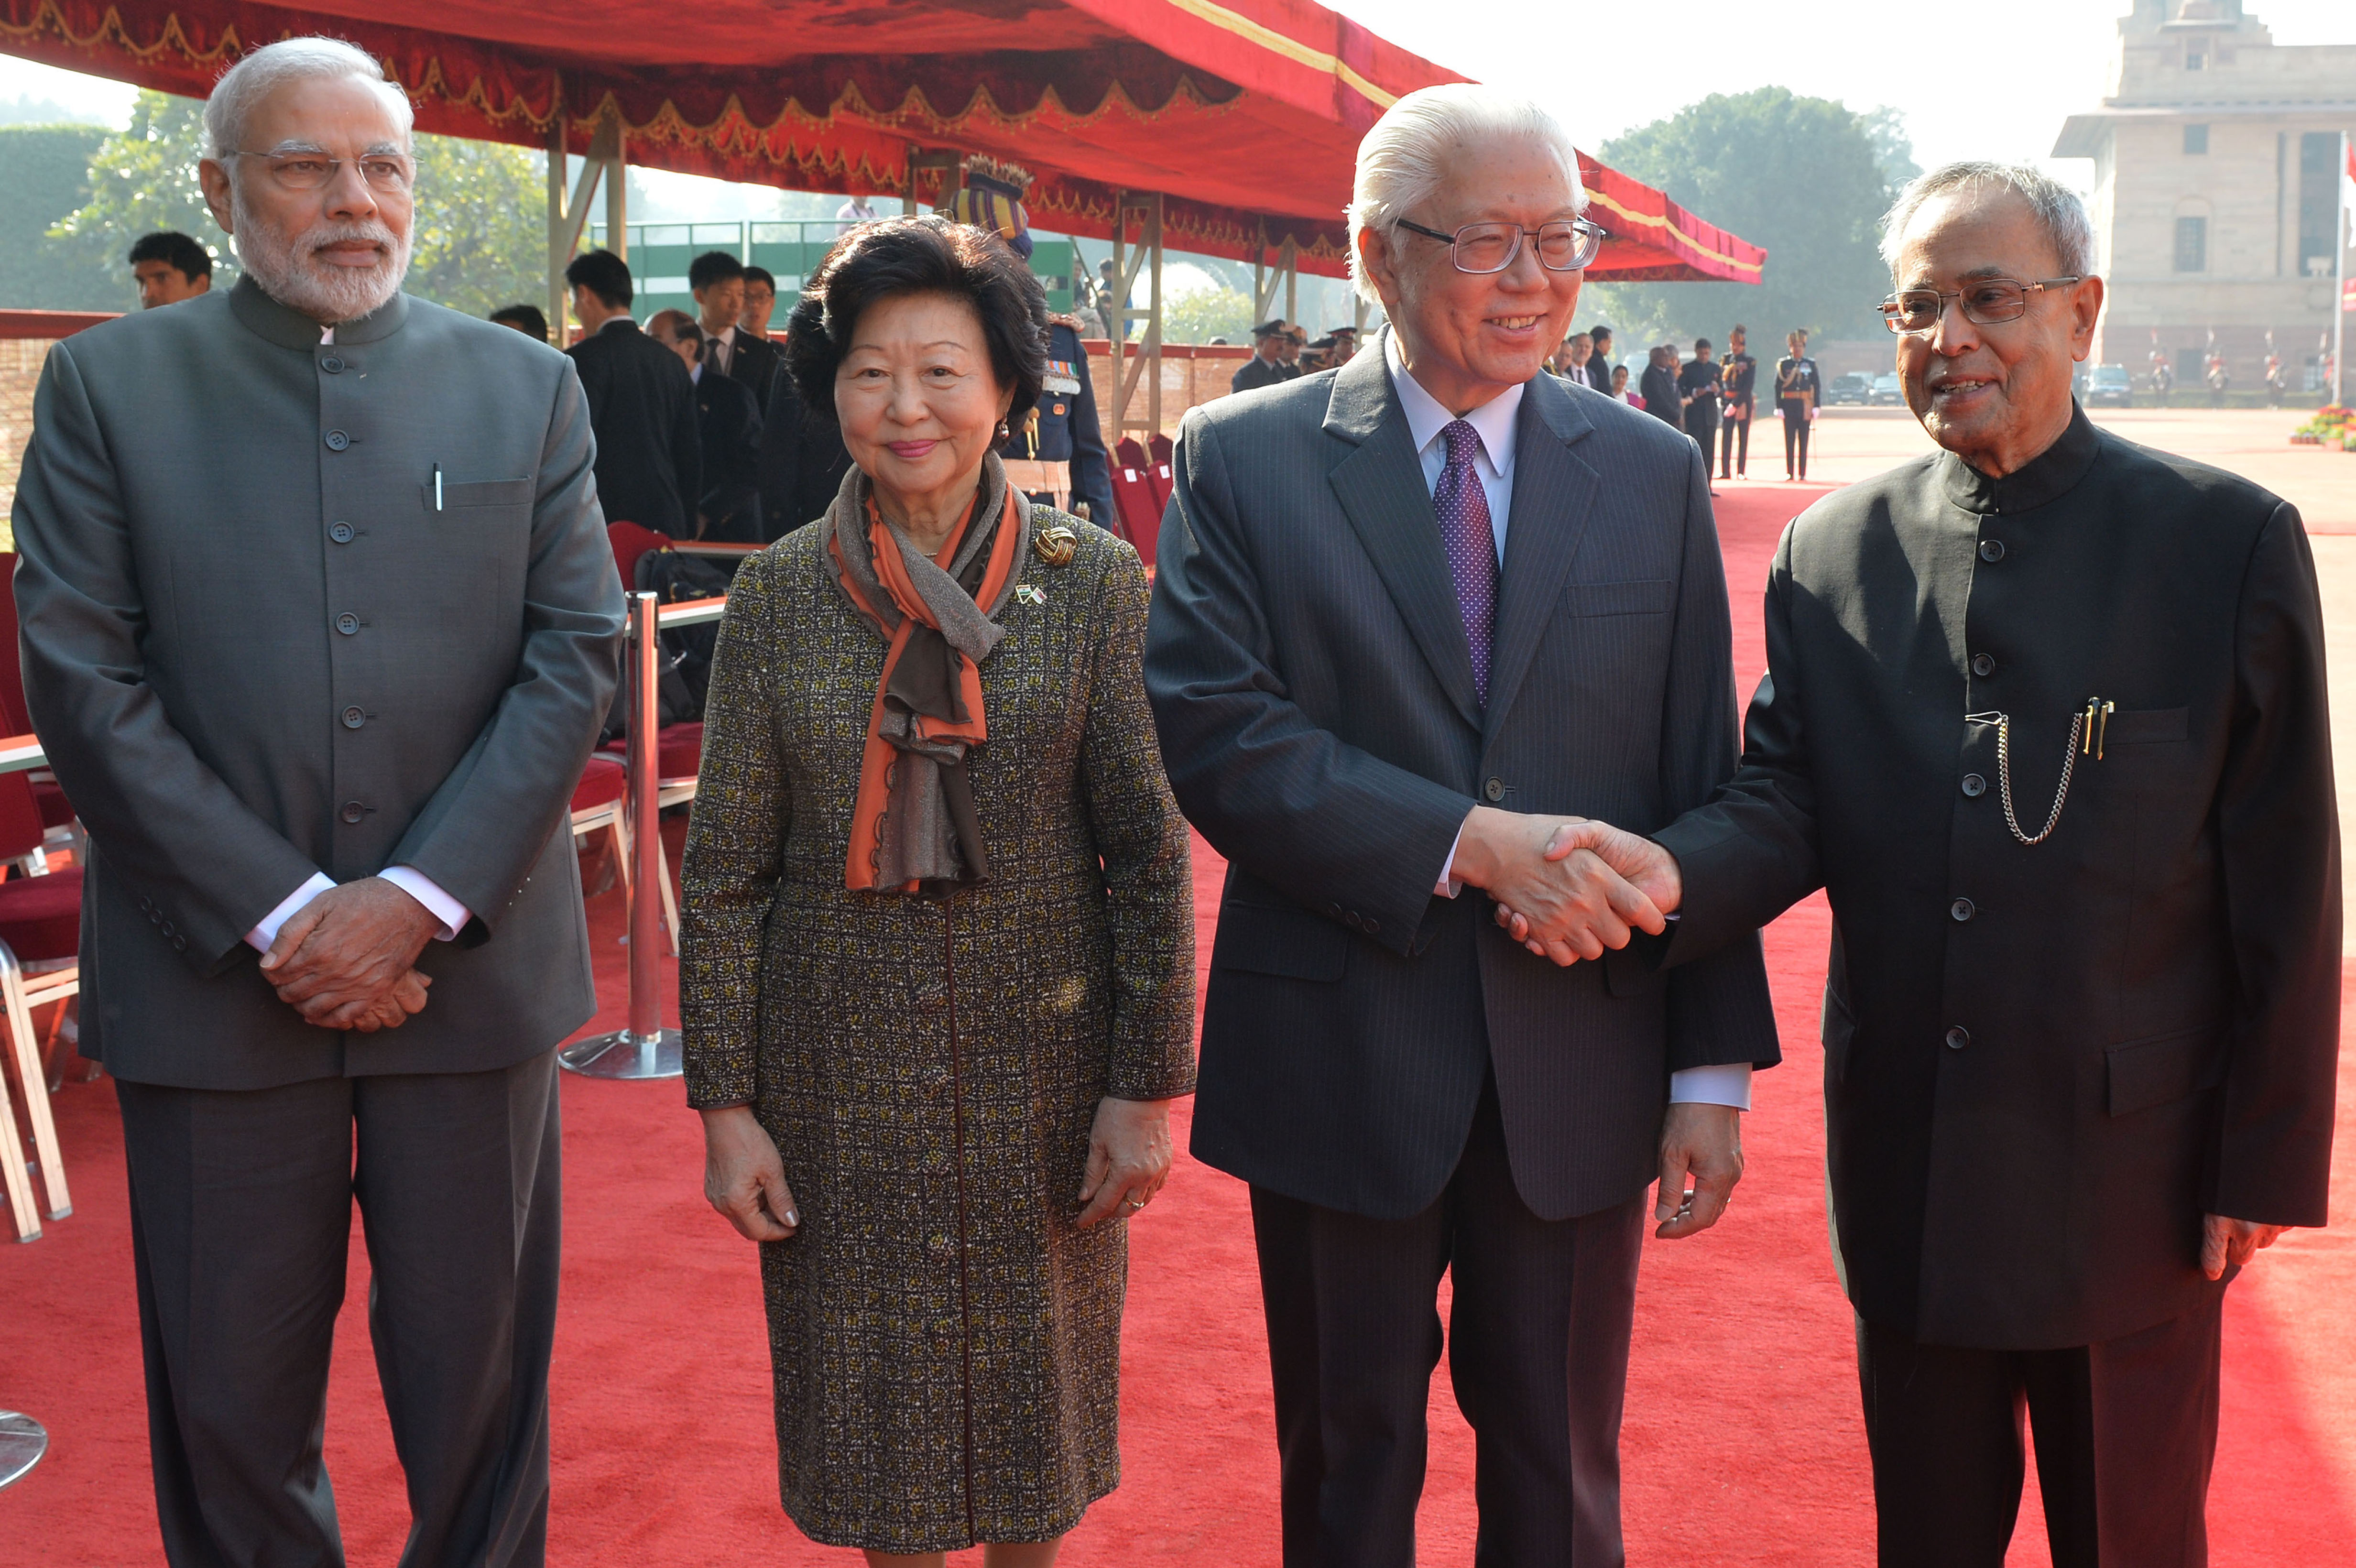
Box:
[679,216,1195,1564]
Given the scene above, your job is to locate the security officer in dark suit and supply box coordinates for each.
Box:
[1231,319,1292,395]
[563,249,701,538]
[649,310,764,542]
[753,361,852,542]
[687,250,783,417]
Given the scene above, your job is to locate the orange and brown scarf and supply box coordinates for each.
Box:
[823,455,1032,894]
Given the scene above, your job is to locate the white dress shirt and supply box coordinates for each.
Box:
[1385,334,1752,1111]
[242,333,480,954]
[706,322,736,377]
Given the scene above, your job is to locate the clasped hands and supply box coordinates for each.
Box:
[1451,806,1681,967]
[257,877,439,1032]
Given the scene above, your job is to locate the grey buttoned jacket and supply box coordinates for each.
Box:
[11,277,626,1089]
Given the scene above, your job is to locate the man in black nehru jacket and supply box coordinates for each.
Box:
[1530,160,2341,1568]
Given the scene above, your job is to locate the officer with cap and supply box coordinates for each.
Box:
[945,154,1117,528]
[1232,319,1292,395]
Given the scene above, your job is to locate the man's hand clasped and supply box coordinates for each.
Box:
[1453,807,1683,966]
[257,877,439,1032]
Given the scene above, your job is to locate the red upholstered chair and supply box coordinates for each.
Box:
[1114,436,1148,471]
[1146,433,1175,510]
[1108,462,1162,573]
[0,770,75,1241]
[0,552,78,839]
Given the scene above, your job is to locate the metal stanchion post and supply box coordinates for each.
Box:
[559,590,682,1079]
[0,1410,45,1489]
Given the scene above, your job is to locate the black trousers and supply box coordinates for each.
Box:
[1780,405,1811,478]
[1250,1078,1648,1568]
[1683,411,1719,463]
[1718,414,1750,477]
[1856,1298,2222,1568]
[118,1052,563,1568]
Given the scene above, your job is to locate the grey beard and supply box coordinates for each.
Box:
[231,187,411,323]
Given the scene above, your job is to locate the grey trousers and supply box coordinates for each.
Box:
[117,1051,562,1568]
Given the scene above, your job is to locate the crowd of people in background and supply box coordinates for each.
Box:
[118,208,1846,520]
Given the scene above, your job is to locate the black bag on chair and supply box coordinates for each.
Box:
[603,548,732,736]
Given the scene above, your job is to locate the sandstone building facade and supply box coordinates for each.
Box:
[2053,0,2352,394]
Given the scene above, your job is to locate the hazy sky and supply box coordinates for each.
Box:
[1329,0,2355,185]
[2,0,2349,202]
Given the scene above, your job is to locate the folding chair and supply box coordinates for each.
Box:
[0,772,75,1241]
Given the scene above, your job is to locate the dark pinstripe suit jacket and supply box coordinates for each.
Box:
[1145,337,1779,1221]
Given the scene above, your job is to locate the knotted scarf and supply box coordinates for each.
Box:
[822,453,1033,894]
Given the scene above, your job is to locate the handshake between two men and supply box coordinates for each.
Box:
[1448,806,1730,1241]
[255,877,445,1033]
[1449,806,1680,967]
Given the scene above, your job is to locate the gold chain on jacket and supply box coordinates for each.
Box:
[1984,698,2113,846]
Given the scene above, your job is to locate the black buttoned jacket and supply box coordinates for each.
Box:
[691,365,763,542]
[720,328,782,418]
[567,317,702,537]
[1656,406,2341,1348]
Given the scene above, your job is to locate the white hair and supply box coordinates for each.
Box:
[1879,161,2093,278]
[202,36,413,161]
[1346,85,1586,308]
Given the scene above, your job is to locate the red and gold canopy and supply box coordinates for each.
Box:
[0,0,1765,282]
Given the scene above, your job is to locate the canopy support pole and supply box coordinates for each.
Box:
[1111,191,1163,440]
[547,108,625,342]
[544,109,567,343]
[1252,226,1297,329]
[904,145,961,217]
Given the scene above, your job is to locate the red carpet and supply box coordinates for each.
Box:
[5,481,2354,1564]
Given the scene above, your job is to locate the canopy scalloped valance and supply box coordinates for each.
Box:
[0,0,1762,283]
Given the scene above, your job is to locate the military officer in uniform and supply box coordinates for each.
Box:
[1001,317,1116,527]
[1718,324,1757,479]
[1231,318,1292,395]
[938,155,1118,528]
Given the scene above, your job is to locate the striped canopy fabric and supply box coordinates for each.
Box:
[0,0,1765,283]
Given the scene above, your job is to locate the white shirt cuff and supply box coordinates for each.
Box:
[1435,818,1468,898]
[1668,1064,1753,1111]
[379,866,470,942]
[245,871,335,953]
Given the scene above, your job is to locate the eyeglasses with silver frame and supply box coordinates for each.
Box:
[1879,276,2083,336]
[226,149,416,194]
[1395,218,1609,274]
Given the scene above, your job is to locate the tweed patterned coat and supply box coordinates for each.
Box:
[679,507,1195,1553]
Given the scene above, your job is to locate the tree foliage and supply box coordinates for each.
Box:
[1163,280,1254,345]
[1580,89,1914,354]
[0,123,113,308]
[404,135,546,319]
[49,91,230,289]
[47,89,547,320]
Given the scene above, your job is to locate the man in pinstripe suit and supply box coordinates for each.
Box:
[1145,86,1778,1565]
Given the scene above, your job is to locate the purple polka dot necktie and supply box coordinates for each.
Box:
[1434,418,1497,705]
